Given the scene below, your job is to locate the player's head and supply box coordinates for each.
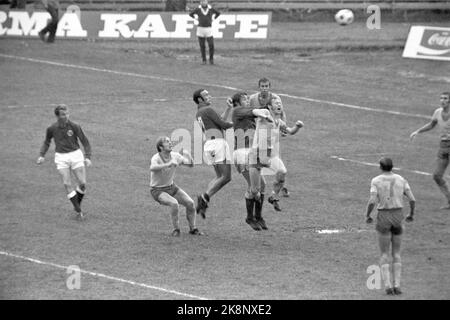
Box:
[258,77,271,93]
[156,136,172,153]
[200,0,208,8]
[231,92,249,108]
[441,92,450,107]
[54,104,69,123]
[269,97,283,115]
[379,157,393,172]
[193,89,211,105]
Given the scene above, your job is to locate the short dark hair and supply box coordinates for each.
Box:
[54,104,68,116]
[231,92,247,107]
[193,89,205,104]
[156,136,168,152]
[258,77,270,87]
[379,157,393,172]
[442,92,450,98]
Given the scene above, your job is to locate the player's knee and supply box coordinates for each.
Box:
[79,183,86,192]
[169,202,179,211]
[186,199,195,211]
[433,173,445,186]
[379,253,390,265]
[277,172,286,183]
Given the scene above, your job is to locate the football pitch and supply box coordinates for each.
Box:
[0,21,449,300]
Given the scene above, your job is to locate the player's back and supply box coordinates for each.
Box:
[371,173,410,210]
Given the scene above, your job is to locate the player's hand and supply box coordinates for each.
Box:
[85,158,92,167]
[366,216,373,224]
[296,120,304,128]
[226,97,233,108]
[406,215,414,222]
[410,131,418,141]
[36,156,45,165]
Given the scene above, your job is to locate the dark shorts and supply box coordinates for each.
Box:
[437,140,450,160]
[150,184,180,203]
[376,208,404,235]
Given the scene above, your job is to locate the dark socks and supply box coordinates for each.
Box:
[245,197,255,220]
[255,193,264,220]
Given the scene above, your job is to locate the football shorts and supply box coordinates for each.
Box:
[376,208,404,235]
[196,27,213,38]
[203,138,231,165]
[54,149,85,170]
[151,184,180,203]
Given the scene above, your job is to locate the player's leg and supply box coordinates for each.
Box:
[378,232,394,294]
[254,175,267,229]
[46,6,59,43]
[57,168,81,213]
[206,36,214,64]
[71,150,87,207]
[173,188,201,234]
[268,157,286,212]
[206,163,231,198]
[198,36,207,64]
[391,234,402,294]
[157,192,181,235]
[433,154,450,208]
[241,169,261,230]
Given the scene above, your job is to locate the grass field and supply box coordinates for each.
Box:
[1,21,449,300]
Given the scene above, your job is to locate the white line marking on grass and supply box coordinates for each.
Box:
[0,250,209,300]
[316,229,371,234]
[330,155,434,177]
[2,97,230,110]
[0,54,430,119]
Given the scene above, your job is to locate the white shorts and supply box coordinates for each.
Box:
[204,138,230,165]
[233,148,251,172]
[54,149,85,170]
[197,27,213,38]
[261,156,287,176]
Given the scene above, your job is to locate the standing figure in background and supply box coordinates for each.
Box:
[410,92,450,209]
[38,0,60,43]
[189,0,220,65]
[366,157,415,295]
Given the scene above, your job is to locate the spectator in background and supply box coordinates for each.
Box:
[189,0,220,65]
[38,0,60,43]
[165,0,188,11]
[10,0,26,9]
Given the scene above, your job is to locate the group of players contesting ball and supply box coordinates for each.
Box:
[36,77,450,295]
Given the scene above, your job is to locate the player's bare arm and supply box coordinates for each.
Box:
[366,192,377,223]
[410,119,437,140]
[150,160,177,172]
[404,189,416,222]
[284,120,304,135]
[179,149,194,167]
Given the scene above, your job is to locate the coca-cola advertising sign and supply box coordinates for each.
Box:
[403,26,450,61]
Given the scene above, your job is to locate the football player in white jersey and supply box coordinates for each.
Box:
[150,136,202,236]
[366,158,415,295]
[410,92,450,208]
[250,98,303,212]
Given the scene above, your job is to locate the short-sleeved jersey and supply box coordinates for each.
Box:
[249,92,281,108]
[370,173,414,210]
[431,107,450,141]
[150,152,184,188]
[196,106,233,140]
